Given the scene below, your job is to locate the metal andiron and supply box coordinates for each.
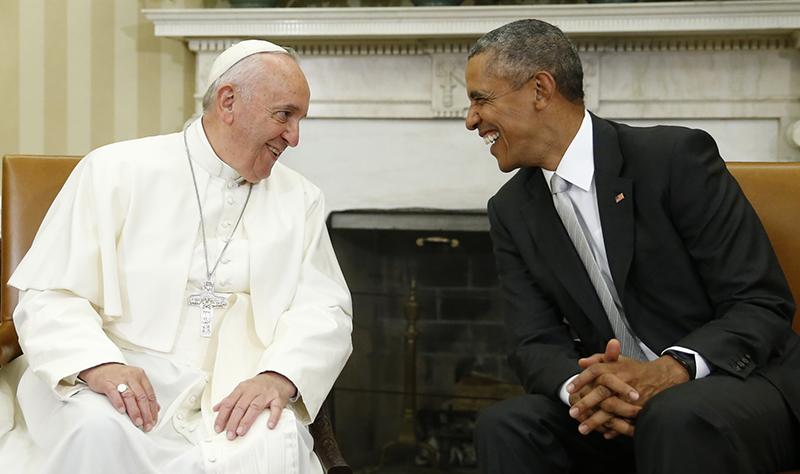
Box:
[373,278,439,470]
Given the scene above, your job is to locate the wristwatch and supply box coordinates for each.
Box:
[664,349,697,380]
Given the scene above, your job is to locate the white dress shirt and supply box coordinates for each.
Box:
[547,111,710,405]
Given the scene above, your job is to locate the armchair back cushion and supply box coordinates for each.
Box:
[727,162,800,334]
[1,155,81,365]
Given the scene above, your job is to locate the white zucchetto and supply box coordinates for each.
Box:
[206,39,288,90]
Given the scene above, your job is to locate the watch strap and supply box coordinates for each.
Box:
[664,349,697,380]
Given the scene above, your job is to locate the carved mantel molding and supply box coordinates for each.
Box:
[144,1,800,40]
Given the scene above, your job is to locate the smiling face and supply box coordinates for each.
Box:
[465,53,541,173]
[223,54,310,182]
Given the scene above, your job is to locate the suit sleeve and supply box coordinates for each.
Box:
[488,197,581,398]
[667,129,795,377]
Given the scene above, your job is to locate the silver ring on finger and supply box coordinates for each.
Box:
[116,383,130,394]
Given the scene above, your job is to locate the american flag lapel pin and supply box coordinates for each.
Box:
[615,192,625,204]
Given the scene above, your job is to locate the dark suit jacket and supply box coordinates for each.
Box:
[488,113,800,420]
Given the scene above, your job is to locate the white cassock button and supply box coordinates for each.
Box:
[208,456,217,463]
[221,257,231,265]
[177,413,185,421]
[227,181,236,189]
[221,221,231,229]
[189,395,197,404]
[227,197,235,205]
[189,425,197,432]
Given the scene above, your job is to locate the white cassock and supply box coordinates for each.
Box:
[0,118,353,473]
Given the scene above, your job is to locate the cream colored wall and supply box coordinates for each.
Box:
[0,0,201,159]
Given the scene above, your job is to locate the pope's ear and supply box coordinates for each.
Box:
[215,84,236,124]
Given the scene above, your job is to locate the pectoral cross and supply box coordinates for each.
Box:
[188,280,228,337]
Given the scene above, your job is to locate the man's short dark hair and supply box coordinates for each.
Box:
[469,19,584,103]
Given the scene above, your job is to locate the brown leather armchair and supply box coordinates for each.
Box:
[724,162,800,474]
[727,162,800,334]
[0,154,351,474]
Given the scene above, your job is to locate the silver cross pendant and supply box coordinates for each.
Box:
[187,280,228,337]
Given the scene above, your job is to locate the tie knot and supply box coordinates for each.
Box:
[550,173,570,194]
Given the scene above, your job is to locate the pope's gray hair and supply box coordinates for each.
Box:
[201,48,298,112]
[469,19,584,103]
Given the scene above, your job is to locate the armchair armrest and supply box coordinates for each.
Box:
[310,395,352,474]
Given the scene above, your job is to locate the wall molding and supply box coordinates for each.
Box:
[187,35,792,56]
[575,36,791,52]
[145,1,800,40]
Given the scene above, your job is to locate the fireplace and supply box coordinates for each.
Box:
[328,209,522,471]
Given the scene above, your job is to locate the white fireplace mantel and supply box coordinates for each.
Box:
[144,1,800,39]
[144,2,800,213]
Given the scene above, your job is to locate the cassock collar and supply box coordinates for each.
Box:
[186,118,241,182]
[542,109,594,192]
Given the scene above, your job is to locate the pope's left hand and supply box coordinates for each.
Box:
[213,371,297,440]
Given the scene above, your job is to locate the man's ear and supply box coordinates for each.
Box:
[531,71,556,110]
[216,84,236,124]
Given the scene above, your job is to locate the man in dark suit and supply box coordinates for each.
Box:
[467,19,800,474]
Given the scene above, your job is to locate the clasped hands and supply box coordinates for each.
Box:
[78,363,296,439]
[566,339,690,439]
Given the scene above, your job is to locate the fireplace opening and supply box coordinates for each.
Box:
[327,209,523,472]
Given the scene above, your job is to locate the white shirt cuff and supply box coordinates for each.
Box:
[558,374,580,406]
[55,373,89,399]
[663,345,711,379]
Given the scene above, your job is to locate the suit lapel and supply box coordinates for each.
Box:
[520,168,614,334]
[592,114,634,300]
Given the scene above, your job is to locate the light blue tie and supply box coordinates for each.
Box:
[550,173,646,360]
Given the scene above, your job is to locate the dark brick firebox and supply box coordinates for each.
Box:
[327,210,521,472]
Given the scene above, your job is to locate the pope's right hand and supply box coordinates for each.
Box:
[78,362,160,432]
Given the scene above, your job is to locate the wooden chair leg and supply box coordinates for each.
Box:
[309,394,352,474]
